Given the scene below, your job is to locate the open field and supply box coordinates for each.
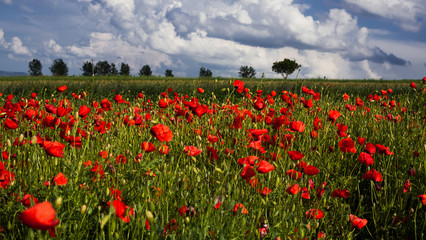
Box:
[0,76,425,239]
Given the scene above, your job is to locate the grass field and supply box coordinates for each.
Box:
[0,76,425,239]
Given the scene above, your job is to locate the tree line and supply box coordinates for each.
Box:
[28,58,301,79]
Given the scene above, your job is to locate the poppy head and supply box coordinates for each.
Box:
[150,124,173,142]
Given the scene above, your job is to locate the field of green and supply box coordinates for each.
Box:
[0,76,425,239]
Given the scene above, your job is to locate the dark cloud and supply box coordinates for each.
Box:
[368,47,410,66]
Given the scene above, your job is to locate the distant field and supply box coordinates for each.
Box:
[0,75,418,100]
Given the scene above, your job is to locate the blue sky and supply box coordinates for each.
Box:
[1,0,425,79]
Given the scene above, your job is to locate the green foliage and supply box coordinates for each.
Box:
[28,58,43,76]
[119,63,130,76]
[199,67,212,78]
[272,58,301,79]
[81,61,93,76]
[165,69,174,77]
[49,58,68,76]
[94,61,111,76]
[239,65,256,78]
[110,63,118,75]
[139,65,152,76]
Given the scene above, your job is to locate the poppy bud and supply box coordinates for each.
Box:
[146,210,154,222]
[81,205,87,214]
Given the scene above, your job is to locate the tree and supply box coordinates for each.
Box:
[94,61,111,76]
[239,65,256,78]
[165,69,174,77]
[120,62,130,76]
[49,58,68,76]
[139,65,152,76]
[81,61,93,76]
[272,58,301,79]
[28,59,43,76]
[199,67,212,78]
[110,63,118,75]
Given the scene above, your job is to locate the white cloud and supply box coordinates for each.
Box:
[43,39,63,53]
[345,0,425,32]
[0,29,31,56]
[1,0,12,5]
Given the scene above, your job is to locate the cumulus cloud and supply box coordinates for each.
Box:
[0,29,31,56]
[29,0,412,78]
[344,0,425,32]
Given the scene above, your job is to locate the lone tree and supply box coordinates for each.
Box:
[165,69,174,77]
[120,62,130,76]
[110,63,118,75]
[139,65,152,76]
[239,65,256,78]
[81,61,93,76]
[272,58,301,79]
[49,58,68,76]
[199,67,212,78]
[94,61,111,76]
[28,58,43,76]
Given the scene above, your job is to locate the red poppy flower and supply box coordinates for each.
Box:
[112,200,134,223]
[417,194,426,205]
[115,154,127,164]
[338,138,356,153]
[197,88,204,94]
[20,194,39,207]
[364,142,376,154]
[362,169,383,182]
[141,142,156,153]
[207,135,219,143]
[206,146,218,162]
[78,105,91,117]
[240,165,256,179]
[4,118,18,129]
[286,169,302,180]
[374,144,394,155]
[53,172,68,186]
[158,144,170,154]
[304,165,320,176]
[305,209,324,219]
[358,152,374,166]
[288,151,305,161]
[301,187,310,199]
[19,201,60,230]
[349,214,367,229]
[150,124,173,142]
[358,137,366,145]
[57,86,67,93]
[410,82,416,88]
[286,184,301,195]
[258,187,272,196]
[233,80,244,93]
[42,141,65,158]
[331,188,350,198]
[184,145,203,156]
[403,180,410,193]
[328,110,341,124]
[289,121,305,132]
[233,203,248,214]
[257,160,275,173]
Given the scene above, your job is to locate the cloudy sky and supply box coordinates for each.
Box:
[1,0,425,79]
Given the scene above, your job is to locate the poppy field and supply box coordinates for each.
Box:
[0,77,425,239]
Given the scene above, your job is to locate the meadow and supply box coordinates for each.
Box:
[0,76,425,239]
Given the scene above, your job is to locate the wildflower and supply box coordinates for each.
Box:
[20,194,39,207]
[286,184,301,195]
[417,194,426,205]
[53,172,68,186]
[150,124,173,142]
[19,201,60,236]
[338,138,356,153]
[358,152,374,166]
[362,169,383,182]
[403,180,410,193]
[233,80,244,93]
[304,165,320,176]
[331,188,350,198]
[257,160,275,173]
[141,142,156,153]
[112,200,134,223]
[305,209,324,219]
[349,214,367,229]
[184,145,203,156]
[42,141,65,158]
[289,121,305,132]
[328,110,341,124]
[233,203,249,214]
[57,85,67,93]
